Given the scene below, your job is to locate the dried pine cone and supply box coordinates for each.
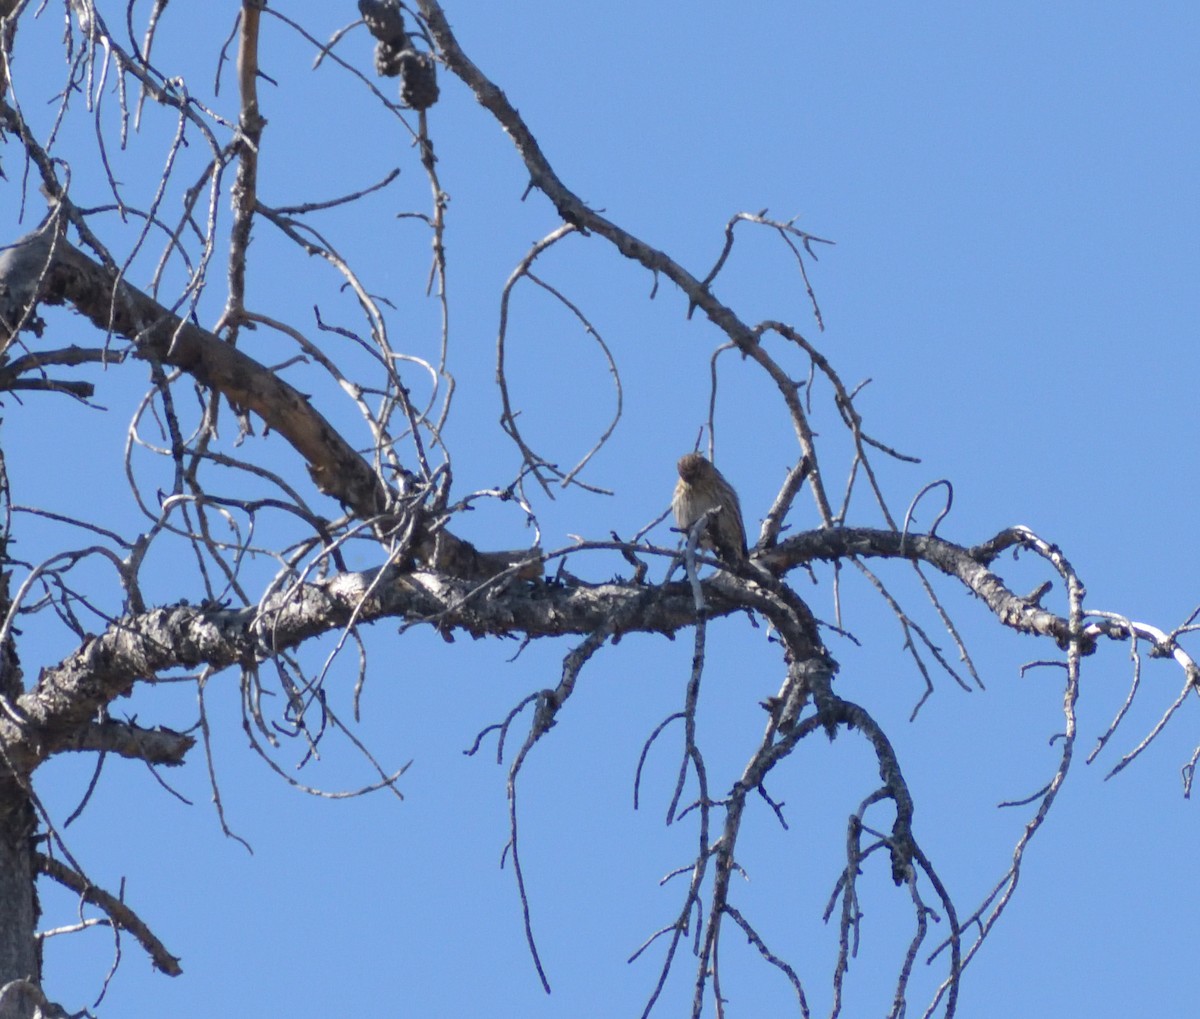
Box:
[398,49,439,110]
[359,0,409,77]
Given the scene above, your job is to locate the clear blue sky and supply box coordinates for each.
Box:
[5,2,1198,1016]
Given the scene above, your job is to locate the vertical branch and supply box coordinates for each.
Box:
[222,1,265,339]
[0,2,21,106]
[498,623,619,995]
[415,106,457,449]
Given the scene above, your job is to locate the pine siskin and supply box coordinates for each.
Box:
[672,453,748,562]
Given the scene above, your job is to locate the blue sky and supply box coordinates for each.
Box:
[4,2,1199,1016]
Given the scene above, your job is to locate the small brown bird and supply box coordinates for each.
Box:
[672,453,748,562]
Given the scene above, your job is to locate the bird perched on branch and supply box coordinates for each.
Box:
[672,452,748,563]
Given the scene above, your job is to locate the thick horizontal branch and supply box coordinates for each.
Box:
[4,566,712,775]
[762,526,1108,651]
[4,525,1105,779]
[58,718,194,765]
[3,558,795,780]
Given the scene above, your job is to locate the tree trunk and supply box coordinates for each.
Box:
[0,790,40,1019]
[0,523,53,1019]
